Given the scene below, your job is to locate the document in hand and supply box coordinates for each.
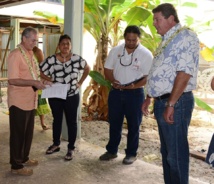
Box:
[41,83,69,99]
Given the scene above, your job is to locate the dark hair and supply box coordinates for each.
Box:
[123,25,141,38]
[21,27,38,41]
[58,34,71,44]
[152,3,180,23]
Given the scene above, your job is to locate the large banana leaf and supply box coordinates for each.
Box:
[84,0,155,44]
[33,11,64,24]
[195,97,213,112]
[89,71,111,90]
[122,6,150,25]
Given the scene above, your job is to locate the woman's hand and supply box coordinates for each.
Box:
[76,82,82,88]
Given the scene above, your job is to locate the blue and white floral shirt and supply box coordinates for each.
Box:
[146,23,200,97]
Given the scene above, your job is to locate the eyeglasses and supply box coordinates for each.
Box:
[119,46,137,66]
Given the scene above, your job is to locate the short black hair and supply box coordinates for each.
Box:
[152,3,180,23]
[58,34,71,44]
[123,25,141,38]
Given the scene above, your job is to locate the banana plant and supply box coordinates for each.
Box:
[34,0,156,120]
[82,0,157,120]
[34,0,214,119]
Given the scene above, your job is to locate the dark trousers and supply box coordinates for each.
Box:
[48,94,79,150]
[106,88,144,156]
[9,106,35,169]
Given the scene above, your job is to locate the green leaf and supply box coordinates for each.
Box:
[181,2,197,8]
[89,71,111,89]
[184,16,194,27]
[122,6,151,25]
[33,11,64,24]
[195,97,213,112]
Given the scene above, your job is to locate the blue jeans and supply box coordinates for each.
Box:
[154,92,194,184]
[48,94,79,150]
[106,88,144,157]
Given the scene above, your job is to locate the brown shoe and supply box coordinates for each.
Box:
[23,159,38,166]
[11,168,33,176]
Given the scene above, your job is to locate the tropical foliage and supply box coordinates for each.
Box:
[34,0,214,120]
[81,0,160,120]
[82,0,214,120]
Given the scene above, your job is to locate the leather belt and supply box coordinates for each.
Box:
[112,87,141,91]
[155,93,170,100]
[120,76,145,87]
[155,91,192,100]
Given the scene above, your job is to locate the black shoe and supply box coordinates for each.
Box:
[99,152,117,161]
[122,156,137,165]
[46,145,60,154]
[64,149,73,161]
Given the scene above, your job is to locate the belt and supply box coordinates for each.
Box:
[120,76,145,87]
[112,87,141,91]
[155,93,171,100]
[155,91,192,100]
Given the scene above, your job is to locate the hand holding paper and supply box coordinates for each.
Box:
[41,83,69,99]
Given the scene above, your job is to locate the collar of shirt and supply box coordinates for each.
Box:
[162,23,182,42]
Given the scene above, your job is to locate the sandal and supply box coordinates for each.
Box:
[64,150,73,161]
[42,125,49,130]
[46,145,60,154]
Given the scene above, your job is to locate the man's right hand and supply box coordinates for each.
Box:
[142,98,151,116]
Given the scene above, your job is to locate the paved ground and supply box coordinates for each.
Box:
[0,110,209,184]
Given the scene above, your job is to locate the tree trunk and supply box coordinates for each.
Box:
[82,34,110,121]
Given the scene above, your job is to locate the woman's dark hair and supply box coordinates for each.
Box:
[58,34,71,44]
[152,3,180,23]
[123,25,141,38]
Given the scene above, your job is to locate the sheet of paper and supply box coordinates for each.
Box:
[41,83,69,99]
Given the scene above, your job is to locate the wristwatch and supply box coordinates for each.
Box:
[165,102,175,108]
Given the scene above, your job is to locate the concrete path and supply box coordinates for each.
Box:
[0,110,208,184]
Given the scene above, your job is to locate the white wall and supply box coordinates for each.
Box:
[81,31,96,94]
